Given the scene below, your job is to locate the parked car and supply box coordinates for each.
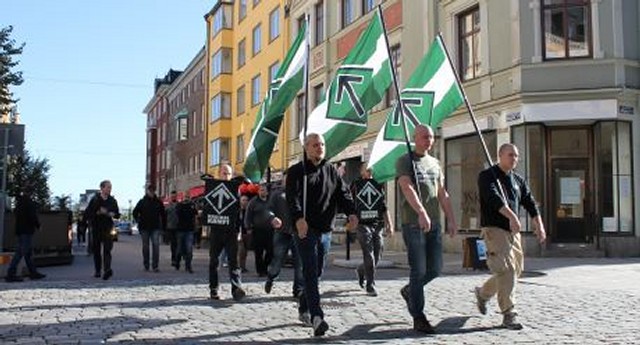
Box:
[110,226,119,242]
[117,221,133,235]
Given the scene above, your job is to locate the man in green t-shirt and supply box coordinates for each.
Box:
[396,124,457,334]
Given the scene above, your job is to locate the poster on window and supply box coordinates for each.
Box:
[560,177,581,204]
[602,217,617,232]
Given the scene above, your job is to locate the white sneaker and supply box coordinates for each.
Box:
[298,312,311,327]
[312,316,328,337]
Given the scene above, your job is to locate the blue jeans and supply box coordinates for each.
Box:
[296,230,327,318]
[319,232,331,278]
[402,223,443,319]
[268,231,304,296]
[140,229,161,270]
[8,234,37,276]
[176,231,194,269]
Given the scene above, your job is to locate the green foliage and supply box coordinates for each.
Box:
[53,194,71,210]
[7,150,51,209]
[0,25,25,110]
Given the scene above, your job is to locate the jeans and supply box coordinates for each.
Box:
[319,232,331,278]
[140,229,161,270]
[253,228,274,276]
[268,231,304,296]
[209,229,242,292]
[402,223,443,319]
[356,224,384,288]
[297,230,327,319]
[176,231,194,269]
[92,229,114,274]
[7,233,37,276]
[168,229,177,266]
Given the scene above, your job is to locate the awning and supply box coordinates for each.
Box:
[189,185,205,198]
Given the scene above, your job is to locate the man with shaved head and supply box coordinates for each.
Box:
[208,163,246,301]
[475,143,546,330]
[396,124,457,334]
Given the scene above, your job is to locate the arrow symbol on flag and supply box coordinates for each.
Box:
[336,74,366,118]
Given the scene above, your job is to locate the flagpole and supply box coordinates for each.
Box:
[377,5,422,201]
[301,13,311,219]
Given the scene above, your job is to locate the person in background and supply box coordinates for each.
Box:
[132,184,166,272]
[76,213,88,246]
[175,193,197,273]
[85,180,120,280]
[245,183,274,277]
[237,194,251,273]
[165,191,179,268]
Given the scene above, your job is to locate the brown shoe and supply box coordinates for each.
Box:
[502,311,524,330]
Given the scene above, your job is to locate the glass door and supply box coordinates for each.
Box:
[551,158,590,242]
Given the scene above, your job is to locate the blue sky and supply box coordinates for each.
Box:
[2,1,212,208]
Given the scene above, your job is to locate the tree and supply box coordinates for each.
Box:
[0,25,25,115]
[7,150,51,209]
[53,194,71,210]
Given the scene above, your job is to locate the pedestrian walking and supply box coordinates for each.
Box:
[165,191,179,268]
[474,143,546,330]
[245,183,274,277]
[5,183,46,282]
[264,174,304,299]
[237,194,251,273]
[76,214,88,245]
[175,193,197,273]
[132,184,166,272]
[286,133,358,337]
[352,164,394,297]
[396,125,457,334]
[84,180,120,280]
[208,164,246,301]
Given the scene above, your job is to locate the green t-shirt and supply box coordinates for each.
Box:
[395,152,444,225]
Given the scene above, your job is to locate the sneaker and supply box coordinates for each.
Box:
[210,290,220,300]
[264,279,273,294]
[4,275,23,283]
[400,284,410,306]
[356,269,364,289]
[474,287,488,315]
[29,272,46,280]
[366,285,378,297]
[232,287,246,301]
[298,312,312,327]
[102,270,113,280]
[502,311,524,330]
[312,316,329,337]
[413,316,435,334]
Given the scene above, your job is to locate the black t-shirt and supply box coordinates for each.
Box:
[176,200,198,232]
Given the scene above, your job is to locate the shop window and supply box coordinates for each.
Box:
[512,124,546,232]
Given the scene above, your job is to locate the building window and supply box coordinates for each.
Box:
[212,48,232,78]
[212,4,233,36]
[210,138,230,166]
[200,103,205,132]
[210,92,231,122]
[239,0,247,21]
[192,110,197,136]
[252,74,262,106]
[237,85,246,115]
[296,93,306,133]
[458,6,481,81]
[542,0,591,60]
[298,15,305,33]
[269,7,280,41]
[269,61,280,82]
[596,121,634,233]
[315,1,324,45]
[445,132,497,230]
[238,39,246,68]
[341,0,354,28]
[362,0,375,14]
[385,44,401,108]
[176,116,188,141]
[236,134,245,163]
[312,83,324,108]
[253,24,262,56]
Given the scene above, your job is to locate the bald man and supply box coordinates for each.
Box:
[396,125,457,334]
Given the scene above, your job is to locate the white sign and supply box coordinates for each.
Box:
[560,177,581,204]
[602,217,617,232]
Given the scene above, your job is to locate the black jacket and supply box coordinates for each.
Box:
[286,159,355,233]
[176,200,198,232]
[132,195,166,231]
[268,186,293,234]
[478,165,539,232]
[14,195,40,235]
[245,196,274,231]
[85,193,120,232]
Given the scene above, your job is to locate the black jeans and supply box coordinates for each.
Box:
[252,227,274,276]
[356,223,384,288]
[92,229,113,274]
[209,229,242,293]
[168,228,178,265]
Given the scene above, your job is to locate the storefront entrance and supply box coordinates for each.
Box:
[551,158,591,242]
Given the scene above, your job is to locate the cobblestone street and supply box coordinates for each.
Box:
[1,235,639,344]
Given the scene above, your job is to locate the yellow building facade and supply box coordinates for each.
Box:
[205,0,290,179]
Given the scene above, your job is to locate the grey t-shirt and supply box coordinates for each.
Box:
[396,152,444,225]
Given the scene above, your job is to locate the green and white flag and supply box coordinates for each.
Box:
[368,36,464,182]
[301,9,392,160]
[244,22,308,182]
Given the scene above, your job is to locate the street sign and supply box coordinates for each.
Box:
[203,179,239,230]
[353,179,385,222]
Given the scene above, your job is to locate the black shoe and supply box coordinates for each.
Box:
[264,279,273,294]
[241,268,249,273]
[400,284,410,305]
[144,266,149,272]
[29,272,46,280]
[186,267,193,274]
[103,270,113,280]
[366,285,378,297]
[5,275,23,283]
[153,268,160,273]
[210,290,220,300]
[312,316,329,337]
[94,272,101,278]
[232,287,246,301]
[356,269,364,289]
[413,316,435,334]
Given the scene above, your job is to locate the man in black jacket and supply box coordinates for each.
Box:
[132,185,166,272]
[85,180,120,280]
[245,183,274,277]
[286,133,358,337]
[5,184,46,282]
